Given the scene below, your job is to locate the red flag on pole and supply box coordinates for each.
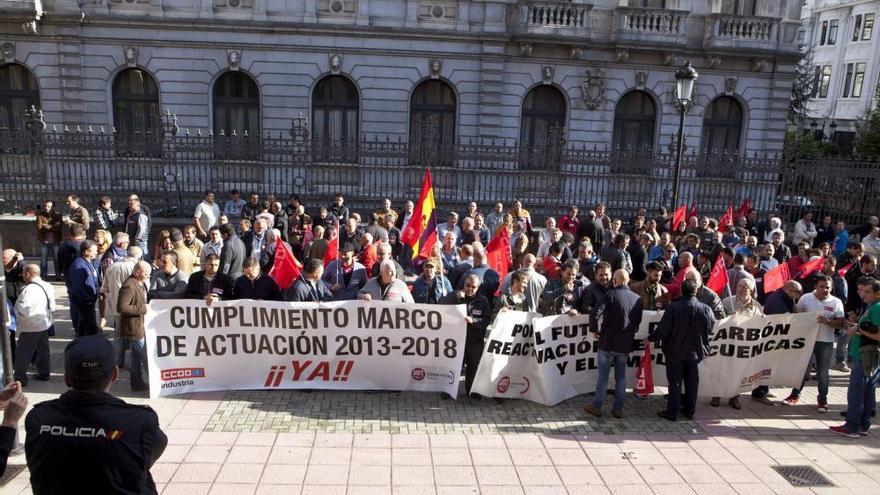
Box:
[736,198,751,219]
[269,238,302,290]
[706,256,729,296]
[795,257,824,280]
[718,204,734,233]
[401,169,437,258]
[635,341,654,397]
[838,262,853,278]
[323,219,339,267]
[486,227,511,291]
[763,262,791,294]
[688,201,697,220]
[672,205,687,232]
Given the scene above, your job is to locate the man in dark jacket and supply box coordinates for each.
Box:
[584,269,643,418]
[650,279,716,421]
[25,335,167,494]
[184,254,233,301]
[233,257,282,301]
[58,224,86,282]
[68,240,100,337]
[601,233,632,274]
[578,210,606,251]
[442,273,491,397]
[148,250,188,301]
[286,259,332,302]
[219,223,246,281]
[579,262,612,332]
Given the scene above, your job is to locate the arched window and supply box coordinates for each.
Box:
[520,85,566,149]
[612,91,656,150]
[0,63,40,131]
[410,80,456,146]
[213,72,260,136]
[313,76,359,142]
[701,96,744,155]
[112,68,159,136]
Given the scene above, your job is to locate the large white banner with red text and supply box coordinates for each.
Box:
[145,300,467,399]
[471,311,820,406]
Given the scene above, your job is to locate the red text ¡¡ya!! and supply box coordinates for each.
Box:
[264,360,355,387]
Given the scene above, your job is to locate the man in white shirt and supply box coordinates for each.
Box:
[782,274,846,412]
[13,264,55,385]
[99,245,143,368]
[193,190,221,239]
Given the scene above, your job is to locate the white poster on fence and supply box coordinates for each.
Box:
[471,310,819,406]
[144,300,467,399]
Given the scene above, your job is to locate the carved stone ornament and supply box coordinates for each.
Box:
[541,66,554,85]
[707,56,721,69]
[123,46,138,67]
[724,77,737,96]
[329,53,343,74]
[1,42,14,63]
[615,49,629,63]
[429,59,442,79]
[227,49,241,71]
[663,53,677,66]
[635,71,648,90]
[581,68,606,110]
[520,43,533,57]
[751,58,767,72]
[570,47,583,60]
[21,20,39,36]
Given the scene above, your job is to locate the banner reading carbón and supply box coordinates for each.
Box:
[145,300,467,399]
[471,310,819,406]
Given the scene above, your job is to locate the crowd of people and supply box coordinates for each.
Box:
[2,189,880,490]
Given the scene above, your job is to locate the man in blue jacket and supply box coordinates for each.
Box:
[68,240,100,336]
[286,259,332,302]
[650,279,715,421]
[584,269,643,418]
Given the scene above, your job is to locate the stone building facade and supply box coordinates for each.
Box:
[1,0,802,155]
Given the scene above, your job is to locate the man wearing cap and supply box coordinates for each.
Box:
[25,335,167,494]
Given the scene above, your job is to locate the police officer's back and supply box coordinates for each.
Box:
[25,335,167,495]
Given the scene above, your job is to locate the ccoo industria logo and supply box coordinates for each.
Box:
[161,368,206,381]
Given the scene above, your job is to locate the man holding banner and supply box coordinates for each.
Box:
[651,279,715,421]
[584,269,642,418]
[442,274,490,397]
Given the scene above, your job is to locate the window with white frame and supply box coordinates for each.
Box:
[842,62,866,98]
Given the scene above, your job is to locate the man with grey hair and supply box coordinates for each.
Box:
[664,251,698,299]
[242,217,269,260]
[371,241,405,280]
[14,264,55,385]
[99,245,143,368]
[359,259,413,303]
[437,211,461,241]
[100,231,130,274]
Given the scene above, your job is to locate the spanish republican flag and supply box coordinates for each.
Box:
[401,168,437,259]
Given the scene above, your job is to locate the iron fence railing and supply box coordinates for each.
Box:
[3,110,873,225]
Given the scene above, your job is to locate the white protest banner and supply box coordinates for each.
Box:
[699,312,819,398]
[145,299,467,399]
[471,310,819,406]
[471,311,665,406]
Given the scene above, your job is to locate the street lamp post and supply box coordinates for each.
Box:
[670,61,698,212]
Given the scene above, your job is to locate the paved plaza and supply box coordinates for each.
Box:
[2,283,880,494]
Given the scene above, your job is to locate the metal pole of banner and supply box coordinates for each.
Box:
[0,230,14,386]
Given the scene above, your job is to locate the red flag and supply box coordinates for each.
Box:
[486,227,511,290]
[706,256,729,297]
[269,238,302,290]
[323,219,339,267]
[718,204,734,233]
[763,262,791,294]
[635,341,654,397]
[795,257,824,280]
[838,262,853,278]
[688,201,697,220]
[736,198,751,219]
[417,229,438,259]
[672,205,686,232]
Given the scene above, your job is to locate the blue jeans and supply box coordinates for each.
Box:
[592,350,628,412]
[844,357,880,433]
[128,337,147,388]
[40,243,60,277]
[835,332,850,365]
[112,317,128,367]
[792,341,833,403]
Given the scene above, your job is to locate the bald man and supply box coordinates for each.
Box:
[585,269,642,418]
[13,264,55,385]
[118,261,152,392]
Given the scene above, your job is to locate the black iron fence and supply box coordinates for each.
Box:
[0,111,875,224]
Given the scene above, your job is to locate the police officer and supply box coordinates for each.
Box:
[25,335,167,494]
[443,273,490,397]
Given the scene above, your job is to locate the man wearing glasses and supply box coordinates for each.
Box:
[443,274,490,398]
